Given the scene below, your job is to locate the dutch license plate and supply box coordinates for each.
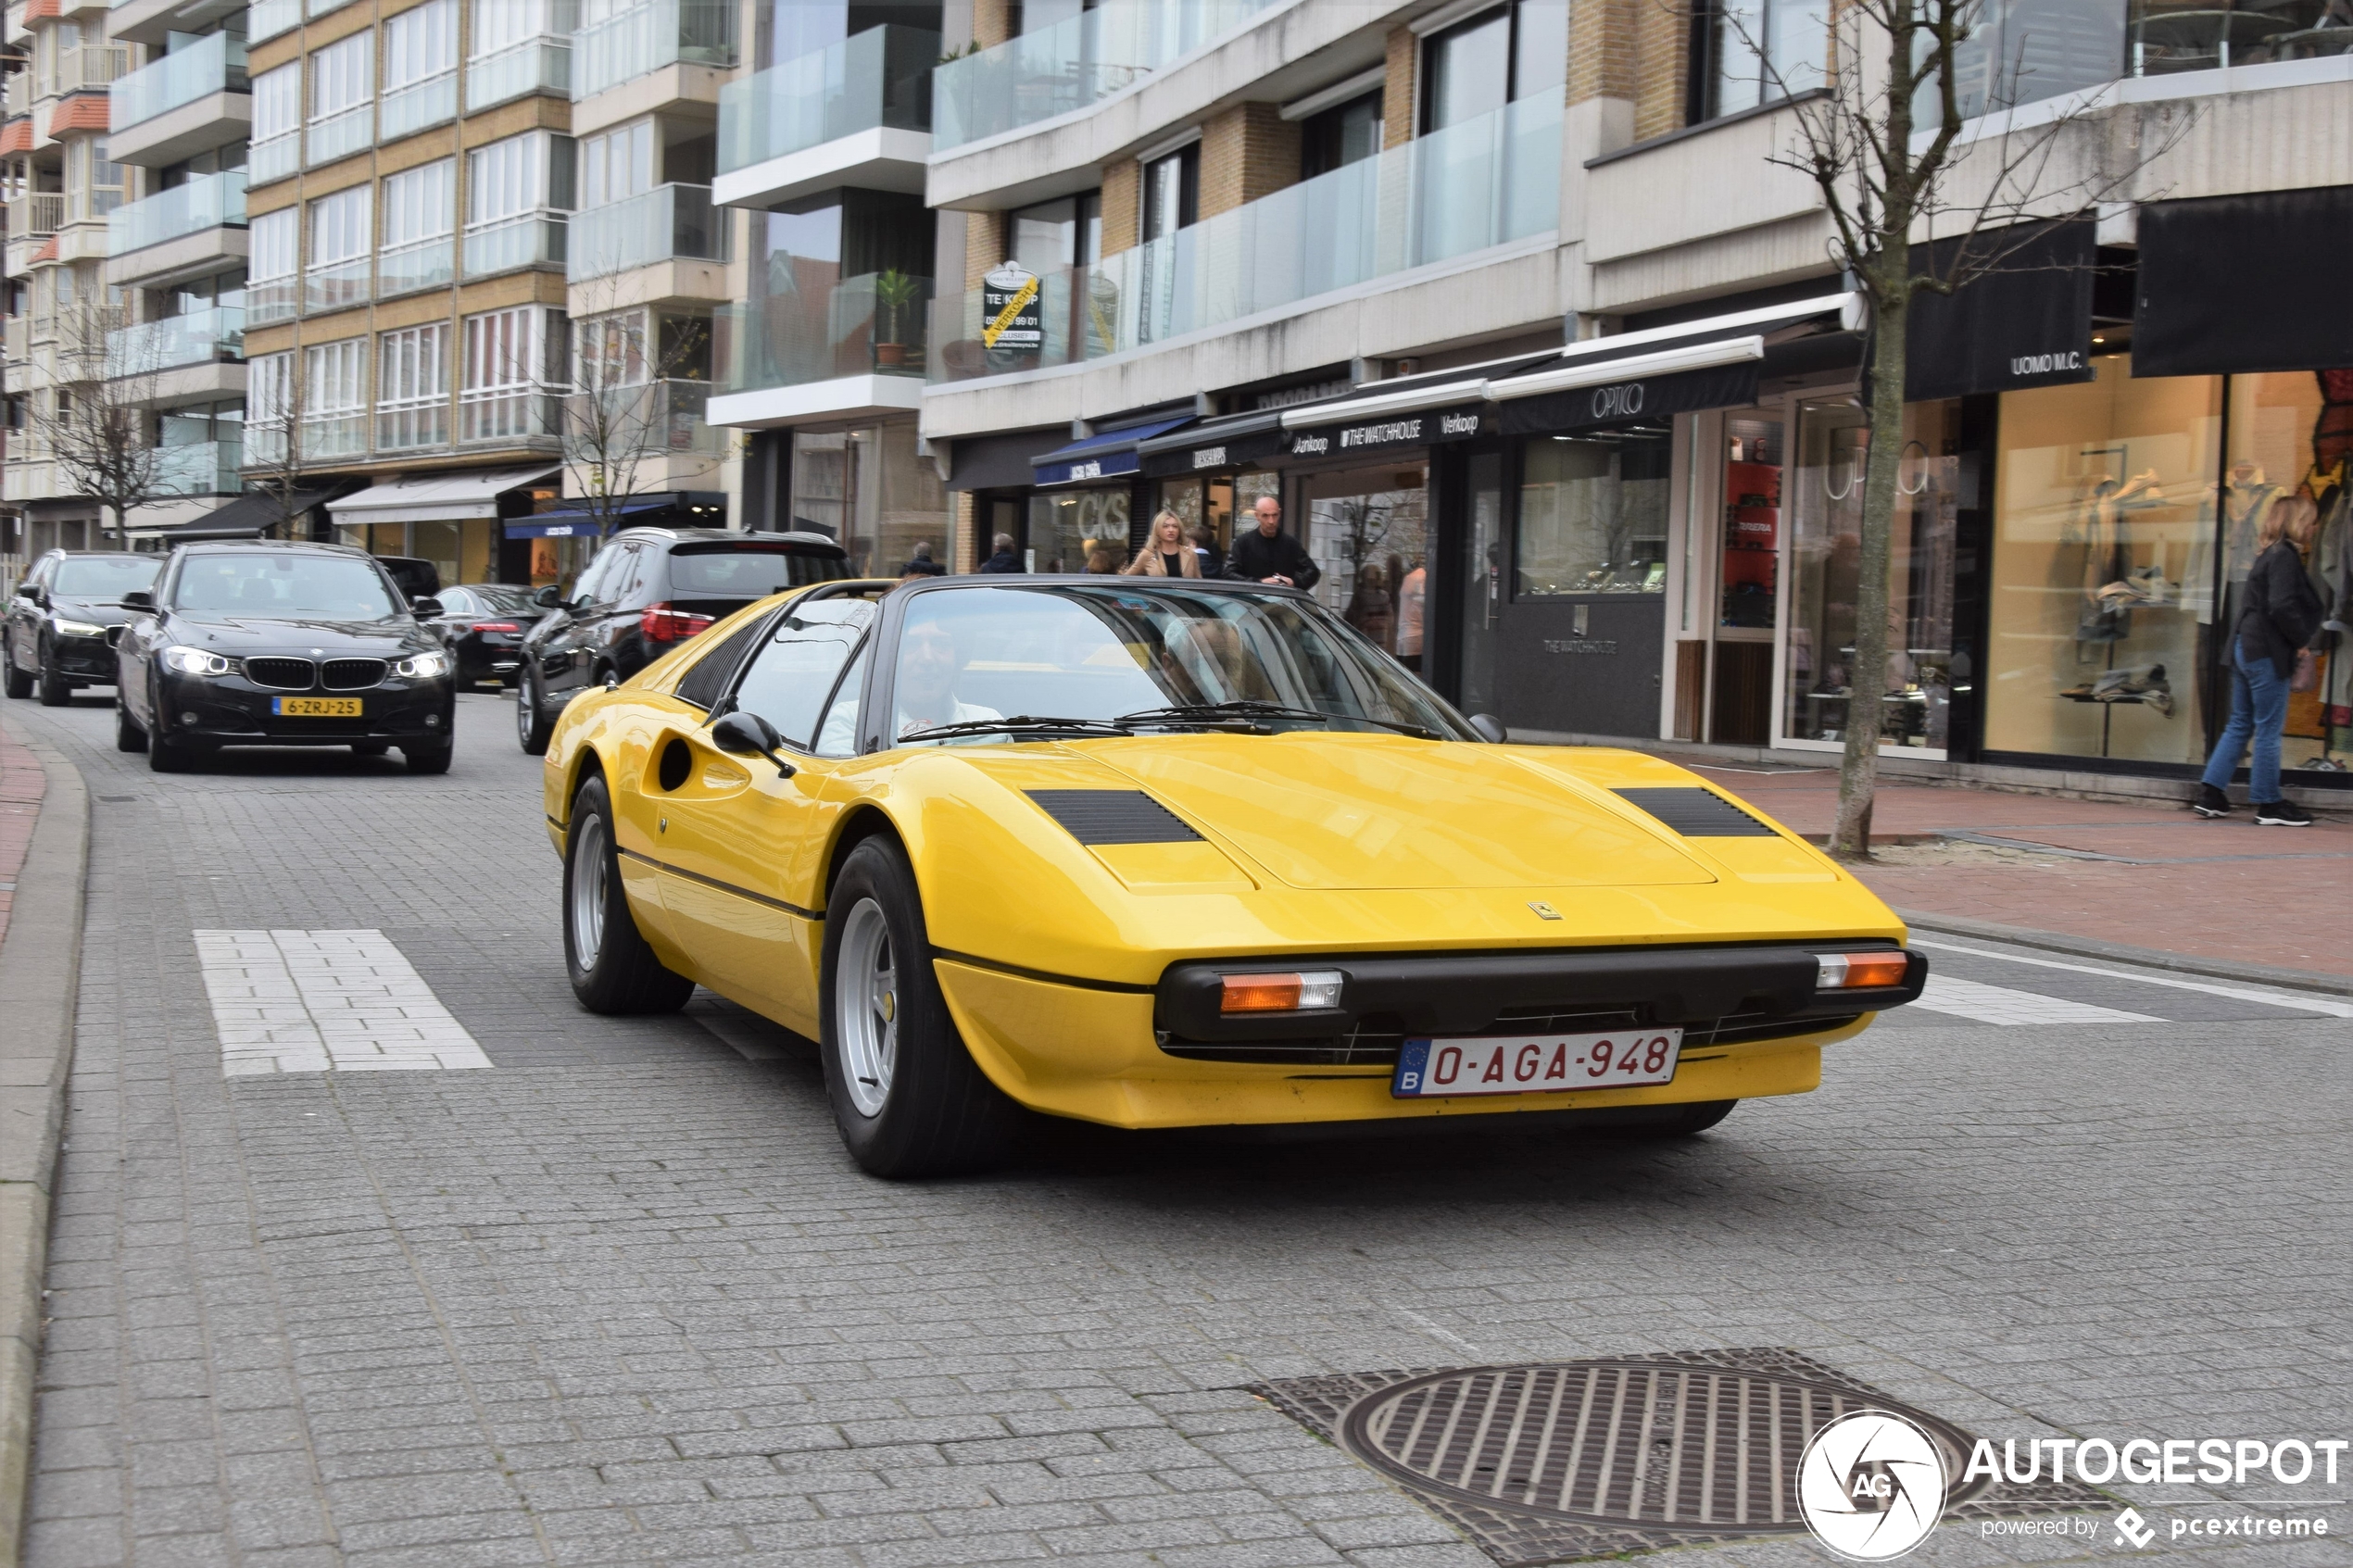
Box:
[1392,1028,1683,1098]
[272,696,362,717]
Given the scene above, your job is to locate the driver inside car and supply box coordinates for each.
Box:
[895,616,1002,740]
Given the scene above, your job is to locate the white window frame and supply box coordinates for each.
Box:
[247,350,294,463]
[460,305,564,443]
[301,337,369,458]
[308,185,371,266]
[250,207,298,281]
[384,0,458,89]
[309,30,375,121]
[578,119,653,211]
[382,158,455,245]
[470,0,573,58]
[252,63,303,141]
[375,321,449,452]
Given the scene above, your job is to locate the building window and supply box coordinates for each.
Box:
[376,322,449,452]
[1009,193,1101,274]
[579,119,653,209]
[1516,433,1672,598]
[463,131,573,276]
[302,338,368,459]
[63,138,126,222]
[1140,145,1198,241]
[461,306,564,443]
[380,158,455,295]
[251,62,301,181]
[1299,91,1383,180]
[307,185,371,312]
[247,350,293,464]
[574,308,648,390]
[1423,1,1567,134]
[248,207,299,323]
[310,30,373,119]
[384,0,457,86]
[1689,0,1828,122]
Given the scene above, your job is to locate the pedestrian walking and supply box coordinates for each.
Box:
[977,533,1023,573]
[2196,493,2326,824]
[1123,511,1202,577]
[1187,522,1224,580]
[1224,496,1320,590]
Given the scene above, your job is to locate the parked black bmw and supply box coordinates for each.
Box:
[422,583,548,689]
[115,542,459,774]
[515,527,849,753]
[6,550,162,705]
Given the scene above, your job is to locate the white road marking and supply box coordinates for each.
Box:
[1908,936,2353,1018]
[1908,974,2164,1026]
[195,929,493,1075]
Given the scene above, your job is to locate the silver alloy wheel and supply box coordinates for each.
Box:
[569,810,609,969]
[835,898,897,1118]
[516,677,535,745]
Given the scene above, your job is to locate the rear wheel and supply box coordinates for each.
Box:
[517,670,554,755]
[3,643,30,699]
[35,646,69,706]
[562,773,692,1014]
[115,696,146,753]
[820,837,1019,1179]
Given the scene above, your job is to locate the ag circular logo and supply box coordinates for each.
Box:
[1796,1409,1949,1561]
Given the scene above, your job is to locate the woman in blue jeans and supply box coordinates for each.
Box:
[2196,494,2325,824]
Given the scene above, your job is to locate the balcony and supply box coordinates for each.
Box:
[459,387,562,445]
[107,170,245,257]
[106,305,245,378]
[248,0,302,44]
[307,102,374,167]
[564,378,725,461]
[107,33,251,167]
[250,278,298,325]
[712,271,931,422]
[8,193,65,243]
[1932,0,2353,120]
[300,411,369,463]
[573,0,737,101]
[932,0,1281,149]
[929,92,1562,383]
[251,132,300,185]
[378,236,455,298]
[39,43,132,99]
[467,35,572,112]
[375,393,449,455]
[381,70,458,140]
[712,25,935,209]
[155,437,243,496]
[305,256,371,315]
[463,213,567,278]
[568,184,728,282]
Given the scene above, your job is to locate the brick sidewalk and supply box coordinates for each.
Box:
[0,717,44,951]
[1666,756,2353,978]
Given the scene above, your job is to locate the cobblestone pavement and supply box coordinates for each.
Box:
[8,695,2350,1568]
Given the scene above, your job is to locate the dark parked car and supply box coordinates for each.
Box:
[6,550,163,705]
[115,541,459,774]
[515,528,849,754]
[376,556,443,603]
[422,583,548,689]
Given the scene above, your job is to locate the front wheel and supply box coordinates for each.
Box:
[115,696,146,753]
[3,643,31,699]
[35,647,69,707]
[820,838,1019,1178]
[562,773,692,1015]
[403,739,452,774]
[517,671,554,755]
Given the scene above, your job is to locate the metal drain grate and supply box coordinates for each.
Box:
[1252,1348,2111,1567]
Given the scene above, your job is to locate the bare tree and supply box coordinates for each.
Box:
[242,349,313,540]
[34,293,162,542]
[1739,0,2188,854]
[562,297,713,538]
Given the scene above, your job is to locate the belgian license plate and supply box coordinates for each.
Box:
[272,696,362,717]
[1392,1028,1683,1098]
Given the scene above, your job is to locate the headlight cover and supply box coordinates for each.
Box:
[51,616,106,637]
[161,645,235,676]
[394,650,453,679]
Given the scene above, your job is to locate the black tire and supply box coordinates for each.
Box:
[562,773,692,1015]
[115,696,146,753]
[3,644,30,699]
[516,671,554,756]
[819,837,1020,1179]
[351,740,390,757]
[403,740,452,774]
[35,647,69,707]
[147,730,193,772]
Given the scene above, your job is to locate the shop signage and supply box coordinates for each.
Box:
[1288,404,1491,458]
[1138,426,1290,478]
[1905,219,2095,400]
[505,520,593,539]
[2134,185,2353,377]
[980,263,1043,351]
[1035,450,1139,486]
[1499,362,1761,437]
[1542,637,1619,655]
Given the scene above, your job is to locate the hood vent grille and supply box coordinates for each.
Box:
[1026,789,1202,846]
[1612,787,1780,838]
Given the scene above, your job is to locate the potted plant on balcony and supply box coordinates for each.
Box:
[872,269,922,369]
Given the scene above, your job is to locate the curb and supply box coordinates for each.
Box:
[0,733,87,1568]
[1895,908,2353,998]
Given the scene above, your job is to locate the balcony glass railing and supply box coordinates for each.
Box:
[381,70,458,138]
[467,35,572,110]
[106,305,245,378]
[378,235,455,297]
[376,392,449,454]
[156,438,244,495]
[463,213,568,277]
[459,388,562,444]
[568,184,728,281]
[249,279,298,325]
[933,0,1281,149]
[718,25,936,175]
[111,32,249,132]
[563,378,724,459]
[929,91,1560,383]
[108,170,246,257]
[717,271,932,394]
[305,257,371,314]
[301,411,369,462]
[251,132,300,185]
[7,193,66,241]
[249,0,302,44]
[307,103,374,166]
[574,0,736,100]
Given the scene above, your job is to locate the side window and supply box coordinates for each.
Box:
[673,610,773,711]
[436,588,472,615]
[573,546,624,607]
[732,600,877,748]
[615,545,654,607]
[811,638,874,759]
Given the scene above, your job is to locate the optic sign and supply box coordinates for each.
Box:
[1590,382,1645,420]
[980,263,1042,350]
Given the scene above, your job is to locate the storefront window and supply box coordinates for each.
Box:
[1984,355,2220,764]
[1027,487,1131,572]
[1784,399,1962,749]
[1516,433,1670,596]
[1720,415,1781,628]
[791,420,946,578]
[1305,463,1429,657]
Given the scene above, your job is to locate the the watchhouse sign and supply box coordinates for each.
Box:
[981,263,1043,351]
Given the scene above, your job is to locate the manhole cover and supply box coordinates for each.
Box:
[1337,1360,1982,1531]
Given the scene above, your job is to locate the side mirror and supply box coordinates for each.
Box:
[120,589,156,613]
[13,583,41,604]
[710,709,797,778]
[1468,713,1508,744]
[409,596,444,619]
[533,585,562,609]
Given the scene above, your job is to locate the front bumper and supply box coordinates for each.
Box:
[51,633,117,681]
[153,669,456,745]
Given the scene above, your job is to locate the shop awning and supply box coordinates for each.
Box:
[2134,185,2353,378]
[1277,352,1558,458]
[1137,410,1290,477]
[125,487,344,541]
[501,495,715,539]
[329,466,561,528]
[1906,220,2096,401]
[1031,416,1196,485]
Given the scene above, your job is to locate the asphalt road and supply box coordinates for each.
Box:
[8,691,2350,1568]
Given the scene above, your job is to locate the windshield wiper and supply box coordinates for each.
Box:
[1118,700,1442,741]
[900,714,1132,742]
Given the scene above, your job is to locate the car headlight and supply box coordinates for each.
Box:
[52,617,106,637]
[161,646,235,676]
[394,650,453,679]
[1219,970,1346,1013]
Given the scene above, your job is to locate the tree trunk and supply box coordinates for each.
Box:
[1827,275,1910,858]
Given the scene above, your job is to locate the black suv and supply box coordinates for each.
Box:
[515,528,849,753]
[6,550,162,705]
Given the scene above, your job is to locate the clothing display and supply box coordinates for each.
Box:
[2061,662,2174,716]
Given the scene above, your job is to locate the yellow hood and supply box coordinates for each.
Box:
[1087,733,1718,891]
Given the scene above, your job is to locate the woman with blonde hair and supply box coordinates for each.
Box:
[2196,492,2325,824]
[1123,510,1202,577]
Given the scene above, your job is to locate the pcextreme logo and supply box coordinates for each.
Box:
[1797,1411,1949,1562]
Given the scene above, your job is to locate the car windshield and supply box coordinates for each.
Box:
[669,546,849,596]
[886,583,1474,746]
[52,555,161,597]
[170,553,404,620]
[459,584,538,615]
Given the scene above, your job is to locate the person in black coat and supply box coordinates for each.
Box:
[976,533,1023,573]
[2196,494,2326,824]
[1224,496,1321,591]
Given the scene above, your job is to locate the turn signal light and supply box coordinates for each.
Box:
[470,621,521,633]
[1219,970,1345,1013]
[641,603,716,643]
[1814,951,1911,989]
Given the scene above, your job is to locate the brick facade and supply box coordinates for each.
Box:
[1099,158,1142,257]
[1383,26,1417,148]
[1198,103,1301,220]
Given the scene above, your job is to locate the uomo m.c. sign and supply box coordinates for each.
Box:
[1591,383,1646,420]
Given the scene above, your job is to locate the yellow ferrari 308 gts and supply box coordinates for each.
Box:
[540,574,1926,1176]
